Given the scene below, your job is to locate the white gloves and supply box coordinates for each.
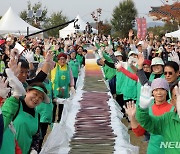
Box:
[139,84,154,109]
[0,76,10,98]
[70,86,76,96]
[128,56,137,66]
[6,68,26,97]
[54,98,67,104]
[22,50,34,63]
[175,81,180,118]
[169,51,180,65]
[30,149,38,154]
[8,58,21,77]
[115,62,122,69]
[98,50,103,58]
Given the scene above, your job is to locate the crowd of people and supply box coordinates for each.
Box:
[0,33,88,153]
[0,29,179,154]
[96,30,180,153]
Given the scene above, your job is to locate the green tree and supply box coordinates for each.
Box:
[98,20,112,35]
[44,11,67,37]
[111,0,137,38]
[20,1,48,28]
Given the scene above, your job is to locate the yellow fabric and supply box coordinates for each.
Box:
[51,63,68,90]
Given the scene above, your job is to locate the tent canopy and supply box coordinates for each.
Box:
[59,15,97,38]
[0,7,41,36]
[165,29,180,40]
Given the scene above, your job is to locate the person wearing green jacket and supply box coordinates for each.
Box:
[136,80,180,154]
[97,58,116,96]
[36,79,53,151]
[68,50,80,88]
[0,67,26,153]
[13,82,49,154]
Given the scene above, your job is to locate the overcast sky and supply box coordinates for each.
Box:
[0,0,175,23]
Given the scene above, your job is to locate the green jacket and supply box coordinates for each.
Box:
[36,80,53,123]
[103,64,116,80]
[68,59,80,78]
[1,97,19,130]
[136,106,180,154]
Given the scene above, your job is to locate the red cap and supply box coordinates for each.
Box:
[57,52,67,60]
[143,59,151,66]
[0,40,5,46]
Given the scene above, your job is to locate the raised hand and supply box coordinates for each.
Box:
[137,53,144,69]
[8,58,21,77]
[139,84,154,109]
[0,76,10,98]
[124,101,136,121]
[22,50,34,63]
[5,68,26,97]
[169,51,180,65]
[129,29,134,37]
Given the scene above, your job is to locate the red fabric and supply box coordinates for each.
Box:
[118,67,138,81]
[0,40,5,46]
[15,140,22,154]
[132,125,146,137]
[143,59,151,66]
[152,102,173,116]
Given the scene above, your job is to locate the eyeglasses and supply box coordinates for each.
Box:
[164,72,173,75]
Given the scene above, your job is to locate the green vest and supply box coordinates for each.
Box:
[103,64,116,80]
[36,80,53,123]
[116,71,125,95]
[53,65,70,98]
[102,52,113,63]
[0,60,5,74]
[147,104,174,154]
[120,66,137,100]
[13,102,38,154]
[0,127,15,154]
[76,54,83,66]
[68,59,80,78]
[34,54,44,63]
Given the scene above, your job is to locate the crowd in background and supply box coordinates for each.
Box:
[0,29,179,153]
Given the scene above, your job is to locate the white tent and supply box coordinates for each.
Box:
[59,15,98,38]
[165,29,180,40]
[0,7,41,36]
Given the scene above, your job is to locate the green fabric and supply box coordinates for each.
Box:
[149,73,164,82]
[0,60,5,74]
[76,54,83,66]
[102,52,113,63]
[36,80,53,123]
[0,127,15,154]
[103,64,116,80]
[136,106,180,154]
[22,82,28,89]
[34,54,44,63]
[95,42,100,50]
[1,96,19,130]
[13,102,38,154]
[116,71,125,95]
[120,66,137,100]
[147,105,174,154]
[68,59,80,78]
[53,65,70,98]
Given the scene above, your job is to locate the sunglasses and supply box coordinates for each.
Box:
[164,72,173,75]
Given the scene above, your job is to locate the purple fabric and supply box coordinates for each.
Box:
[151,78,169,91]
